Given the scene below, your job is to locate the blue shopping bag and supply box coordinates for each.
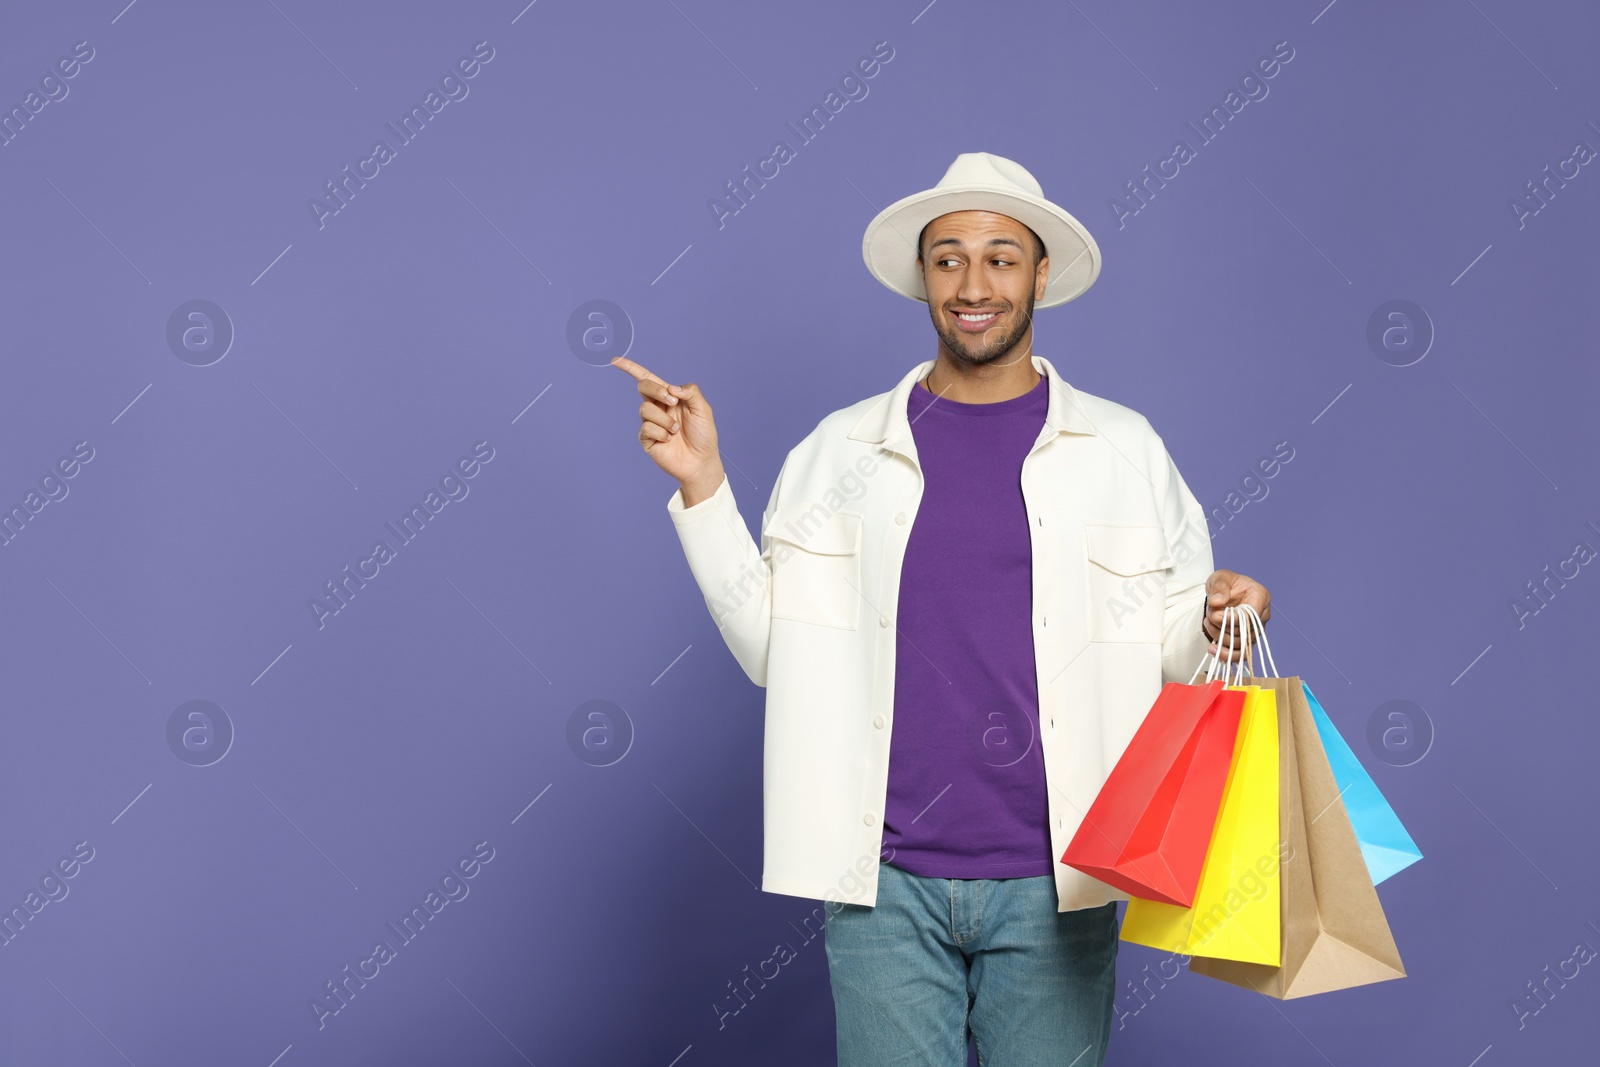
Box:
[1301,681,1422,884]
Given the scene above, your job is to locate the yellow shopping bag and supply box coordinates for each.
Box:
[1120,681,1282,965]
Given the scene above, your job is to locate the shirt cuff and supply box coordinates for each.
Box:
[666,471,733,522]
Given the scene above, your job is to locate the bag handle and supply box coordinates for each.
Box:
[1237,602,1278,679]
[1189,604,1274,685]
[1224,606,1250,685]
[1190,604,1242,684]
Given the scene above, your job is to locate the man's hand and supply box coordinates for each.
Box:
[1202,570,1271,663]
[611,355,725,505]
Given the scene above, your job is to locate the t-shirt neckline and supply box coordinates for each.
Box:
[909,371,1047,417]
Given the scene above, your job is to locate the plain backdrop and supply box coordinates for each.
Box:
[0,1,1595,1064]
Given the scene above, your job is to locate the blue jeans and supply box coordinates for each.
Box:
[823,860,1119,1067]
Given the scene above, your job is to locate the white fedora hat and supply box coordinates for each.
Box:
[861,151,1102,308]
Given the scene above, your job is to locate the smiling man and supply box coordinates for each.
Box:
[918,214,1043,380]
[616,151,1270,1066]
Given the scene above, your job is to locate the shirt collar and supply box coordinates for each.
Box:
[847,353,1099,456]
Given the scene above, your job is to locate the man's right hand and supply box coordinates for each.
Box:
[611,355,725,506]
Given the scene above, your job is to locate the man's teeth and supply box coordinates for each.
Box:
[957,312,996,321]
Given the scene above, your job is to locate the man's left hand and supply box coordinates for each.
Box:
[1203,570,1271,662]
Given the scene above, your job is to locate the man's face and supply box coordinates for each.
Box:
[917,210,1049,370]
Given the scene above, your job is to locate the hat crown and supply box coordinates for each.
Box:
[936,152,1044,199]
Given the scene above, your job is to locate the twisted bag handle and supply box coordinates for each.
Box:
[1223,605,1251,685]
[1237,602,1278,680]
[1190,604,1244,685]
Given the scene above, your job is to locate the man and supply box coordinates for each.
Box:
[615,152,1270,1066]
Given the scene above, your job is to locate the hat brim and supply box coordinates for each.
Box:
[861,185,1101,308]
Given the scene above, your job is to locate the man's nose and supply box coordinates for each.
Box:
[956,265,993,303]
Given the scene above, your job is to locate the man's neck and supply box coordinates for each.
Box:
[923,354,1041,403]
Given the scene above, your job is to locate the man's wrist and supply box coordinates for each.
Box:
[679,467,726,508]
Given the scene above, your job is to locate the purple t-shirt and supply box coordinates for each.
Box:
[880,371,1054,879]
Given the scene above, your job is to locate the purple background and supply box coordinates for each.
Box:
[1,1,1595,1064]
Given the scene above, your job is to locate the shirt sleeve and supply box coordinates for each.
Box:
[1150,430,1215,685]
[665,462,786,688]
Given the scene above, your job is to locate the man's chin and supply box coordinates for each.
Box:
[944,334,1022,366]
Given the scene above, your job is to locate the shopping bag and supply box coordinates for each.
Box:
[1190,605,1406,998]
[1119,679,1281,965]
[1061,677,1245,906]
[1302,681,1423,885]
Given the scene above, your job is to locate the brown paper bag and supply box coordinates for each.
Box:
[1190,675,1406,998]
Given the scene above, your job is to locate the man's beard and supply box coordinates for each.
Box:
[930,290,1036,369]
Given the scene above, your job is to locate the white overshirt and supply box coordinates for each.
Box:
[665,354,1214,912]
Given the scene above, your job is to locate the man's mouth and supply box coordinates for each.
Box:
[951,308,1003,333]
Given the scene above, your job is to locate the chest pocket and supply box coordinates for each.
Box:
[1083,523,1170,643]
[764,506,863,631]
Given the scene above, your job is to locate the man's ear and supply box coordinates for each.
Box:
[1034,256,1049,301]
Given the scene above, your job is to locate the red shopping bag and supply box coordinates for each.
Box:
[1062,677,1246,906]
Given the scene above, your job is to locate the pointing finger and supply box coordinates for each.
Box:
[611,355,667,388]
[612,357,679,407]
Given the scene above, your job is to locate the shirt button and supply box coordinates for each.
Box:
[863,812,877,826]
[873,715,886,729]
[879,615,890,628]
[895,512,907,525]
